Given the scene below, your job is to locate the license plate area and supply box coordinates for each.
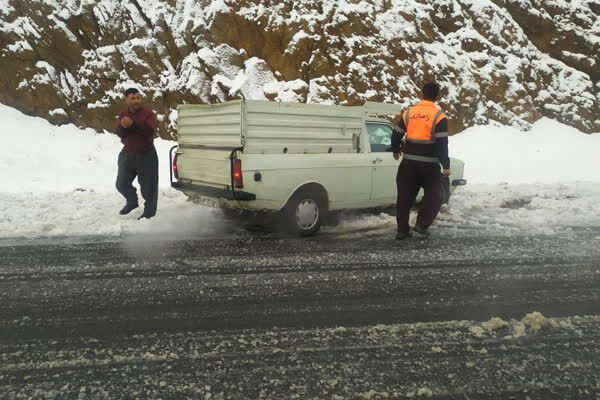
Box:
[196,195,220,208]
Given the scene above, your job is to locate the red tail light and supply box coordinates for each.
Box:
[172,153,179,179]
[233,159,243,189]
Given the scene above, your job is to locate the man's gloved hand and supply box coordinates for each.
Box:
[393,152,400,161]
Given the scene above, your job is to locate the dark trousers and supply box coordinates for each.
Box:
[396,160,444,234]
[116,146,159,216]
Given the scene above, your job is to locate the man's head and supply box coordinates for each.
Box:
[421,82,441,101]
[124,88,142,111]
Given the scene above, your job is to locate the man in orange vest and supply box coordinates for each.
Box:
[391,82,450,240]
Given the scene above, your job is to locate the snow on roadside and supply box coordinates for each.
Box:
[328,118,600,236]
[324,181,600,237]
[1,103,599,239]
[1,103,176,193]
[0,190,228,239]
[0,103,226,239]
[450,118,600,184]
[438,182,600,234]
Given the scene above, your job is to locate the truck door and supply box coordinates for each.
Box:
[367,122,399,204]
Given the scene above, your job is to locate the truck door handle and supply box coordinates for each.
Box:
[373,158,383,164]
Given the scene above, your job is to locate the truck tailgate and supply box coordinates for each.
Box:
[176,148,231,188]
[176,101,242,188]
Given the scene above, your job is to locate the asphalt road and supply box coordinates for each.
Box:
[1,226,599,399]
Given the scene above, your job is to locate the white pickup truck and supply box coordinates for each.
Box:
[170,99,466,236]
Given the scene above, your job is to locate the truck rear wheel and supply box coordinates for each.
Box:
[281,186,327,237]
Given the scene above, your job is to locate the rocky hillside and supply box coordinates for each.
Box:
[0,0,598,138]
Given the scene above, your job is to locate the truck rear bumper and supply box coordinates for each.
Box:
[171,182,256,201]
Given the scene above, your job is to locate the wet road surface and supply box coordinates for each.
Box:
[1,226,599,399]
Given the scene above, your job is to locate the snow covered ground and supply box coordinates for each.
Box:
[1,103,599,239]
[450,118,600,184]
[0,103,222,239]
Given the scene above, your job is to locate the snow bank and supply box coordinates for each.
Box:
[1,103,599,239]
[0,103,227,239]
[326,117,600,236]
[0,190,226,239]
[440,182,600,234]
[1,103,175,193]
[450,118,600,184]
[327,182,600,236]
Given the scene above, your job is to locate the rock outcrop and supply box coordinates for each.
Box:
[0,0,598,138]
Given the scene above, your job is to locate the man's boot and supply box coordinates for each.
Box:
[396,231,413,240]
[137,211,155,220]
[413,225,431,237]
[119,203,139,215]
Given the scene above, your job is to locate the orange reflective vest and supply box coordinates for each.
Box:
[401,100,447,163]
[402,100,447,144]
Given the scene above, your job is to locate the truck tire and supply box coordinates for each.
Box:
[281,186,327,237]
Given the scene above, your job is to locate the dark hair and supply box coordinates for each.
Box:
[422,83,440,101]
[124,88,140,97]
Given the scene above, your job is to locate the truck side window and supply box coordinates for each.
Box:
[366,123,393,153]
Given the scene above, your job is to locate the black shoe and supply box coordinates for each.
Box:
[396,231,413,240]
[137,212,155,220]
[119,203,139,215]
[413,225,431,236]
